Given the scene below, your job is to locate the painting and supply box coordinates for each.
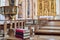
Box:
[37,0,42,16]
[37,0,56,16]
[18,0,23,18]
[9,0,15,6]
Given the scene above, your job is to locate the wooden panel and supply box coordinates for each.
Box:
[37,0,56,16]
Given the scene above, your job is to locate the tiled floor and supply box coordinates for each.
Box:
[30,35,60,40]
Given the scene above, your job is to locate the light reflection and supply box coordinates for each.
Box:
[49,30,54,32]
[49,38,55,40]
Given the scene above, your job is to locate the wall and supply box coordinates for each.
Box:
[56,0,59,15]
[0,0,60,21]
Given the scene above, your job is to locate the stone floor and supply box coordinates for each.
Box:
[30,35,60,40]
[0,35,60,40]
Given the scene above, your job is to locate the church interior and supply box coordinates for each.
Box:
[0,0,60,40]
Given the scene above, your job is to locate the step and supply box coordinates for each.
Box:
[40,26,60,30]
[47,22,60,26]
[38,30,60,33]
[35,29,60,35]
[37,21,60,26]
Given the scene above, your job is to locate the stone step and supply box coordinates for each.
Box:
[40,26,60,30]
[35,29,60,35]
[38,30,60,33]
[47,22,60,26]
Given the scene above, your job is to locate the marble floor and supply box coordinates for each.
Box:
[30,35,60,40]
[0,35,60,40]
